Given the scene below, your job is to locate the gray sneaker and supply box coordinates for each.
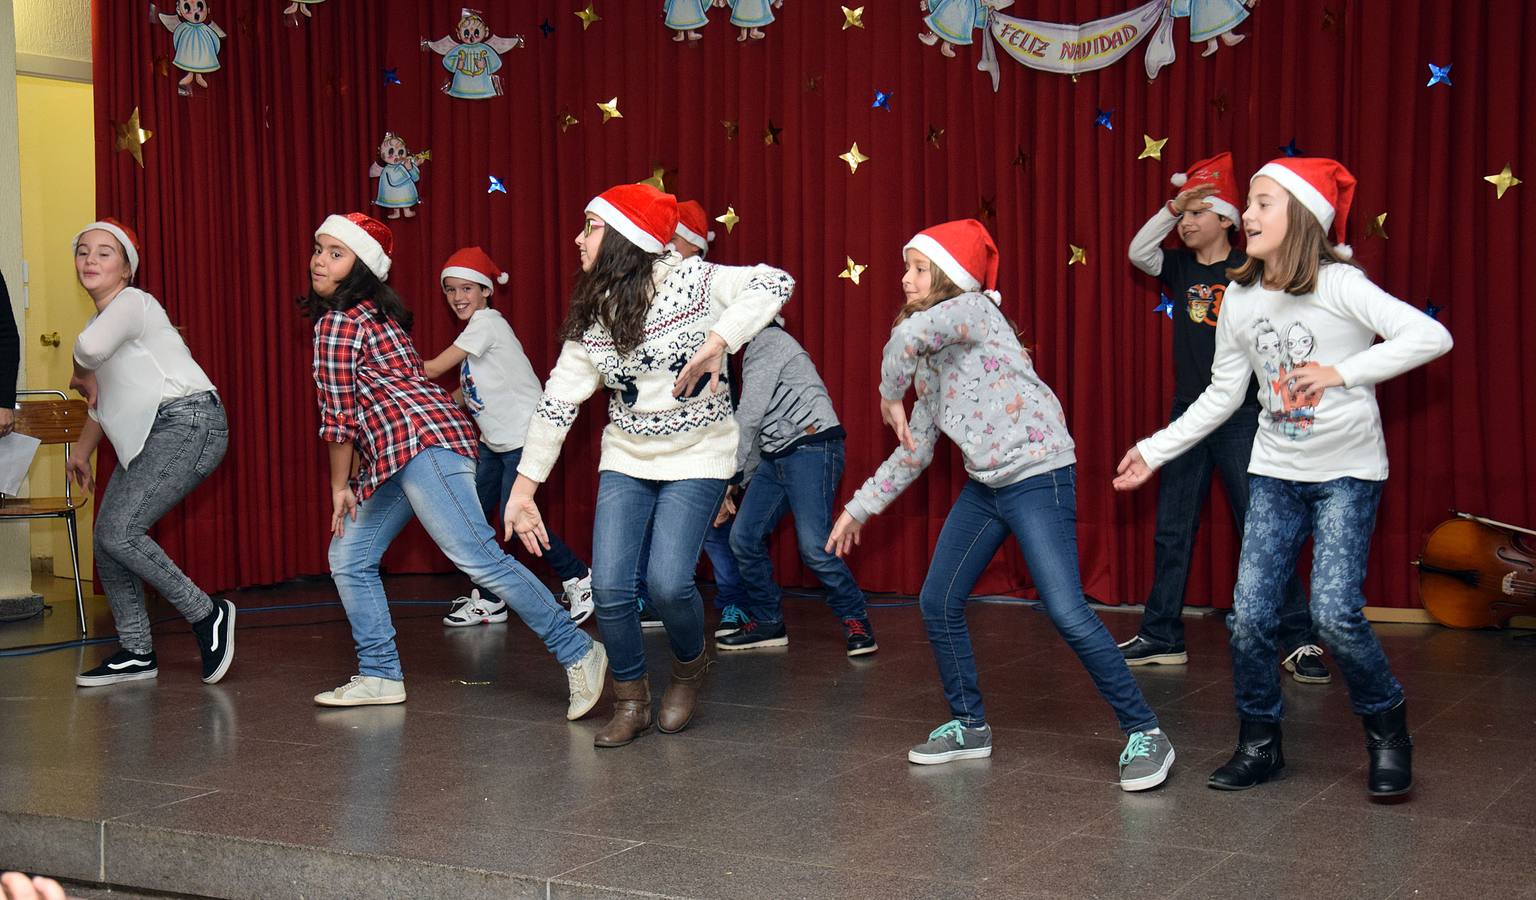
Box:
[907,720,993,765]
[1119,729,1175,791]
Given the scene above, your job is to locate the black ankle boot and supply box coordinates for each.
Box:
[1208,719,1285,790]
[1362,699,1413,797]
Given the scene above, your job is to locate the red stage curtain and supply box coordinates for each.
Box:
[90,1,1534,609]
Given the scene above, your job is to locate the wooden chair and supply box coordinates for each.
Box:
[1,390,90,633]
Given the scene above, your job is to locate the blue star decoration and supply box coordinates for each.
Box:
[1426,62,1452,87]
[1279,138,1303,157]
[1155,293,1174,318]
[539,19,555,37]
[487,175,506,194]
[1423,299,1443,319]
[382,67,401,86]
[1094,108,1114,131]
[871,89,893,111]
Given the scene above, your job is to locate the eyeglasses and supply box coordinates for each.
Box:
[582,219,606,238]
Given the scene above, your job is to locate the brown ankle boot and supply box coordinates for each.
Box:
[593,678,652,748]
[657,651,713,734]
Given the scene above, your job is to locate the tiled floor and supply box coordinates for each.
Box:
[1,575,1533,899]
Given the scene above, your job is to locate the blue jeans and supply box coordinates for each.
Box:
[729,439,868,623]
[636,519,743,610]
[591,471,725,680]
[1232,476,1402,721]
[329,447,592,679]
[474,444,590,598]
[1141,400,1314,650]
[921,467,1158,734]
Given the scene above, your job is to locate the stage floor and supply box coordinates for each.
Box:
[2,575,1533,899]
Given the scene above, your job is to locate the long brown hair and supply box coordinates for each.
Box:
[1227,189,1362,294]
[558,228,666,355]
[894,266,965,325]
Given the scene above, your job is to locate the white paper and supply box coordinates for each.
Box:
[0,432,42,497]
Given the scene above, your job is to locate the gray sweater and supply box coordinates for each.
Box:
[846,293,1076,521]
[734,325,844,483]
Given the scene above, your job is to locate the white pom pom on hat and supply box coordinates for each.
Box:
[1170,172,1189,188]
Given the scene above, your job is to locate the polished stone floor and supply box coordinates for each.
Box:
[1,574,1533,899]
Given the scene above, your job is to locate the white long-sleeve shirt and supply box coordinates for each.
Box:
[1138,264,1452,482]
[73,287,216,466]
[517,252,793,483]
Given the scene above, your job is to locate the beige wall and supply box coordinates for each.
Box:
[1,0,31,596]
[14,0,90,80]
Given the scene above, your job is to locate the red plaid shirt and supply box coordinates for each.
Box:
[313,301,478,500]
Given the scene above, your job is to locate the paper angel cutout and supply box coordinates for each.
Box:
[422,8,524,99]
[664,0,710,41]
[918,0,1011,58]
[1170,0,1258,57]
[714,0,783,42]
[157,0,226,95]
[369,133,428,219]
[282,0,325,21]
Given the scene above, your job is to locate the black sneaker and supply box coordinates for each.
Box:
[1282,644,1331,685]
[843,617,878,656]
[192,598,237,684]
[716,619,789,651]
[1118,634,1188,666]
[637,598,665,629]
[76,649,158,687]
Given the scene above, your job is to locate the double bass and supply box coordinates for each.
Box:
[1415,512,1536,629]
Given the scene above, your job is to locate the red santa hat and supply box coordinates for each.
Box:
[674,200,716,255]
[903,219,1002,306]
[315,212,395,281]
[1251,157,1358,259]
[585,183,678,255]
[1169,152,1241,223]
[440,246,508,290]
[72,218,142,280]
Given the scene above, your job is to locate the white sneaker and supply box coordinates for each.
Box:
[443,589,508,627]
[314,675,406,707]
[565,641,608,720]
[563,574,595,625]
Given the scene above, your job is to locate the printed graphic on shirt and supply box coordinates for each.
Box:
[1254,317,1318,441]
[1185,282,1224,326]
[459,358,485,418]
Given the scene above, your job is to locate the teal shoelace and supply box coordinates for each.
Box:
[929,720,968,746]
[1121,731,1157,765]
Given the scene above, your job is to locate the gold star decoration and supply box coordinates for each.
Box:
[803,75,822,93]
[1067,244,1086,266]
[715,206,740,234]
[838,256,867,285]
[926,125,945,149]
[978,196,996,222]
[1210,92,1229,117]
[557,111,579,132]
[1366,213,1388,239]
[596,97,622,123]
[1139,135,1168,161]
[575,4,601,30]
[839,142,870,174]
[150,53,171,77]
[763,120,782,146]
[640,165,667,191]
[1012,146,1029,168]
[721,119,739,140]
[1485,164,1522,199]
[841,6,865,30]
[112,107,152,168]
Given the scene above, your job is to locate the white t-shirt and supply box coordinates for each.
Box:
[73,287,216,467]
[454,308,542,453]
[1138,264,1453,483]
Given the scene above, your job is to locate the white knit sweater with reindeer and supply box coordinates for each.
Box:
[518,252,794,483]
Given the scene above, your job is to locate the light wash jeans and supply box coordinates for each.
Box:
[329,447,591,679]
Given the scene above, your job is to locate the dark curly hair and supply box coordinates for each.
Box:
[558,228,667,355]
[297,263,415,332]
